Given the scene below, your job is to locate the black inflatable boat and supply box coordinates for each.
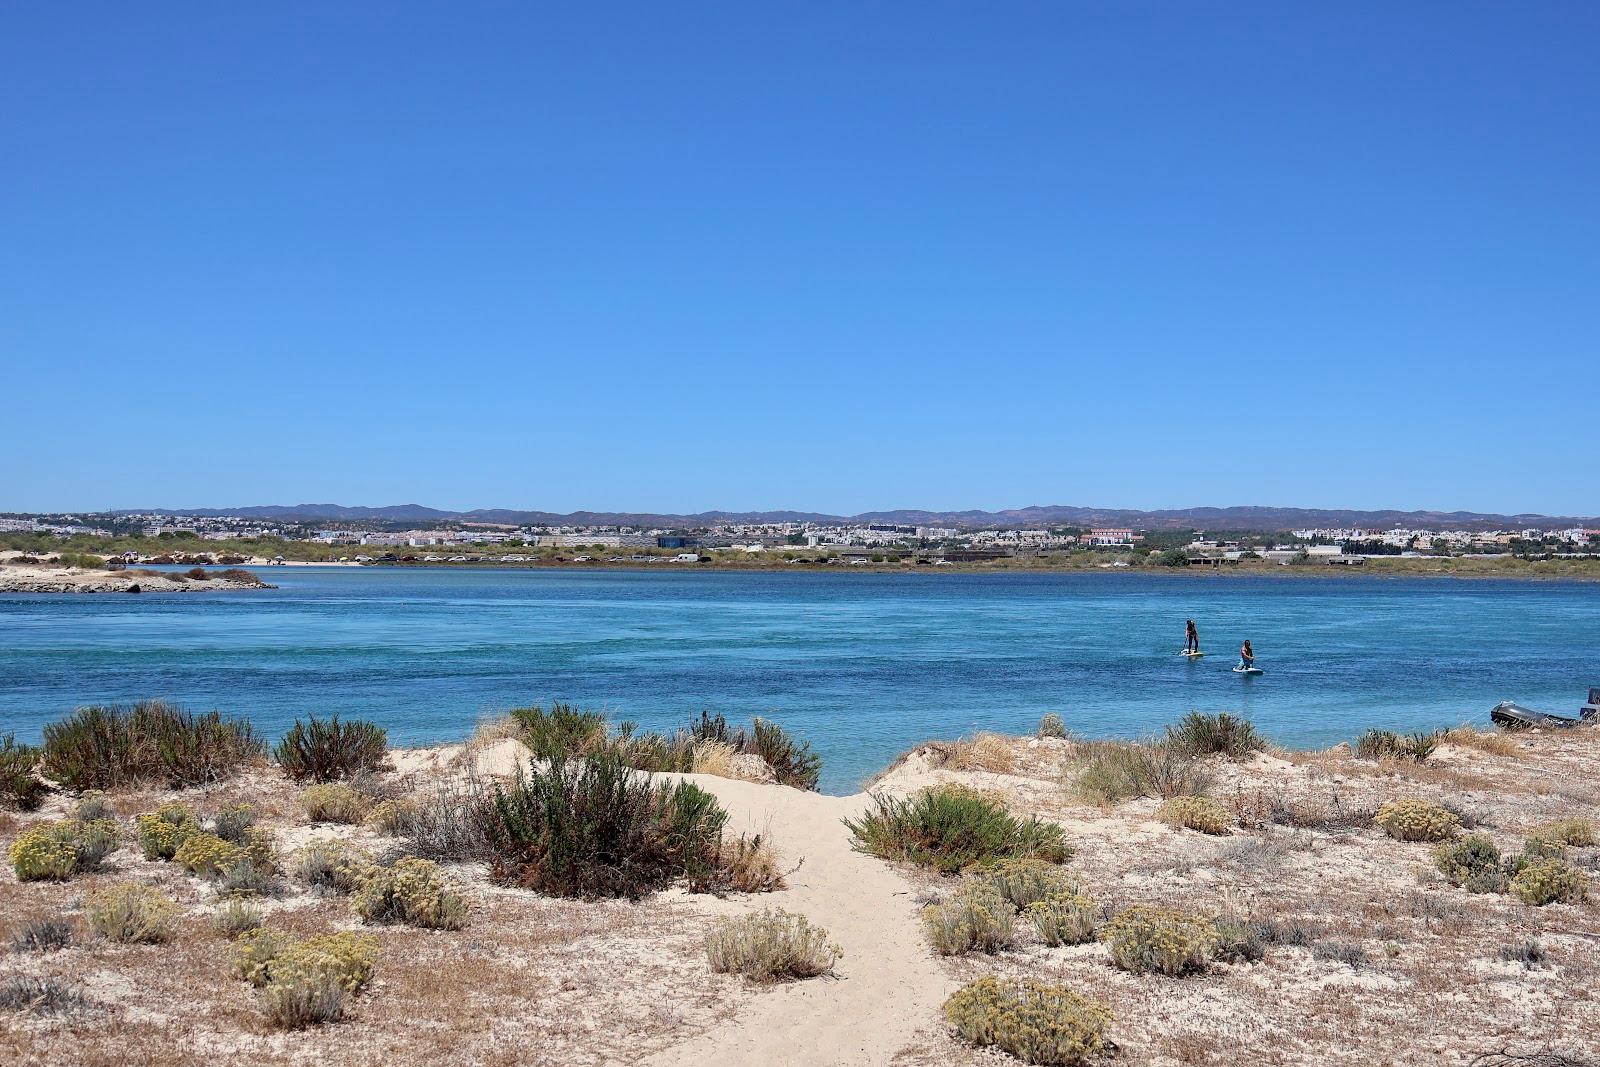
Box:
[1491,688,1600,729]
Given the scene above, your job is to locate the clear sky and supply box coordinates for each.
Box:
[3,3,1596,516]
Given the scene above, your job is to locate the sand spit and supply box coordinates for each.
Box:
[3,727,1598,1065]
[0,563,273,593]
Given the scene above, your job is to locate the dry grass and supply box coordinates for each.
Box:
[941,733,1019,775]
[1440,725,1523,758]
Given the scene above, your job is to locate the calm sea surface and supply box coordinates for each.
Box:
[2,567,1596,792]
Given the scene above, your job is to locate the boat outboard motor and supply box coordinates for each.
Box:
[1582,687,1600,722]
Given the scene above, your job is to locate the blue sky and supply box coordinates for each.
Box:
[3,3,1596,516]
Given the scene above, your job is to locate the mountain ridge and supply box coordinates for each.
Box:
[107,503,1600,532]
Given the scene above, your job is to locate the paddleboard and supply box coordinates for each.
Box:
[1180,650,1205,658]
[1233,665,1263,675]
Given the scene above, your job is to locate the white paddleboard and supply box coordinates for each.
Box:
[1233,665,1263,675]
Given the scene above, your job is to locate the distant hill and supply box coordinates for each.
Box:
[112,503,1600,532]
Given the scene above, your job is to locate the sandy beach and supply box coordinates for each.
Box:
[3,719,1596,1065]
[0,554,273,593]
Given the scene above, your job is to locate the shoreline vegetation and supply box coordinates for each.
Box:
[0,555,272,594]
[4,539,1599,584]
[3,701,1597,1065]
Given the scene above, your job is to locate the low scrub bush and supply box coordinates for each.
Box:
[1497,938,1547,968]
[748,718,821,790]
[212,802,257,843]
[1509,859,1589,906]
[367,796,419,835]
[705,909,841,982]
[85,882,178,943]
[1157,795,1232,835]
[1529,818,1596,849]
[1067,739,1213,806]
[0,976,93,1017]
[135,802,200,860]
[944,976,1112,1066]
[301,783,372,824]
[1101,905,1217,976]
[218,859,282,898]
[73,792,113,821]
[1355,729,1440,763]
[9,819,120,881]
[697,833,787,895]
[11,917,74,953]
[976,857,1077,909]
[1037,713,1066,739]
[1166,712,1264,759]
[1,733,47,811]
[1026,889,1098,947]
[173,828,275,879]
[260,967,346,1029]
[844,785,1070,874]
[212,899,264,939]
[508,703,609,758]
[1434,835,1507,893]
[233,929,379,993]
[294,840,373,894]
[236,929,377,1030]
[274,715,388,783]
[351,857,468,929]
[923,880,1017,955]
[41,701,263,790]
[1312,940,1369,968]
[1375,798,1461,842]
[480,751,730,899]
[392,778,493,862]
[1213,918,1267,963]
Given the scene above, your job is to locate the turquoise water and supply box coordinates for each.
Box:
[2,567,1596,792]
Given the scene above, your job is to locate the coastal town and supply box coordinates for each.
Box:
[3,511,1598,568]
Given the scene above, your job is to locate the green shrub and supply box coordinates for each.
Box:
[1375,798,1460,842]
[1102,905,1217,976]
[480,751,731,899]
[1025,889,1098,947]
[1037,713,1066,739]
[1067,739,1212,805]
[273,715,388,783]
[748,718,821,791]
[218,858,282,898]
[351,857,468,930]
[8,819,120,881]
[844,785,1070,874]
[705,909,841,982]
[1166,712,1264,759]
[944,976,1112,1066]
[507,703,608,759]
[923,881,1017,955]
[1509,859,1589,906]
[212,898,264,939]
[85,882,178,943]
[0,733,48,811]
[135,802,199,860]
[1355,729,1440,762]
[1529,818,1596,848]
[1157,795,1233,835]
[1434,835,1507,893]
[301,783,372,824]
[41,701,263,790]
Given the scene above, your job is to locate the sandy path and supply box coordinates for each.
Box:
[644,774,954,1067]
